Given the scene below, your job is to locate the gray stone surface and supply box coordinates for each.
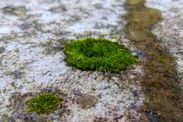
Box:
[1,0,182,121]
[0,0,143,121]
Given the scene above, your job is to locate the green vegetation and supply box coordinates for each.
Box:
[26,93,62,115]
[64,38,138,73]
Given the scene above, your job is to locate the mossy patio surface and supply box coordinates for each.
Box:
[0,0,183,121]
[0,0,144,121]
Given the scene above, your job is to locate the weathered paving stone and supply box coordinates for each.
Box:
[1,0,141,119]
[2,6,27,17]
[3,0,183,121]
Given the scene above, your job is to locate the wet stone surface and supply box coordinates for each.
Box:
[126,0,183,121]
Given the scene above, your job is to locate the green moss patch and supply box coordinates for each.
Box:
[64,38,138,73]
[26,93,62,115]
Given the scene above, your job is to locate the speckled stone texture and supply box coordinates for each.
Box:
[1,0,182,121]
[0,0,143,121]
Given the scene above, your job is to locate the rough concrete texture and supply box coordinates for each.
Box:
[0,0,143,121]
[0,0,183,121]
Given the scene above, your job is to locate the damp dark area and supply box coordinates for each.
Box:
[125,0,183,122]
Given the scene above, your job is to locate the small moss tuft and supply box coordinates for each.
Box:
[64,38,138,73]
[26,93,62,115]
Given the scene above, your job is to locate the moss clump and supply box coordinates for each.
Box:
[64,38,138,73]
[26,93,62,115]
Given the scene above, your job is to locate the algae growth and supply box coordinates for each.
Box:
[126,0,183,122]
[26,93,62,115]
[64,38,138,73]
